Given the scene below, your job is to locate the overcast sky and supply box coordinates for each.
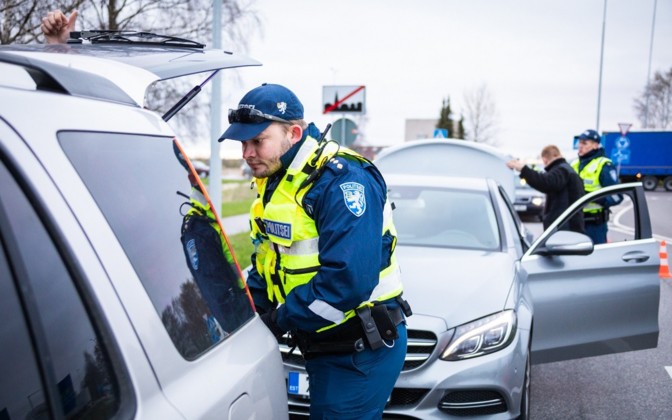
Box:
[215,0,672,160]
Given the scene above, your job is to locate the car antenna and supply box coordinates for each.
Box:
[162,69,219,122]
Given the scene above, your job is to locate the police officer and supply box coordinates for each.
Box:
[220,83,409,419]
[572,129,622,244]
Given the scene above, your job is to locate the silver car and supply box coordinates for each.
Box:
[280,140,659,419]
[0,41,287,419]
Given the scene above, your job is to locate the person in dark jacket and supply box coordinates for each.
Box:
[507,145,585,232]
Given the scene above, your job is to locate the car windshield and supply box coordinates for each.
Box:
[390,186,500,251]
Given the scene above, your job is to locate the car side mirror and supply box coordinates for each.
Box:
[537,230,594,256]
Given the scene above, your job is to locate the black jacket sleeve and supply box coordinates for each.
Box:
[519,165,567,193]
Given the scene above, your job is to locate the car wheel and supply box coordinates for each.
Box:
[516,353,531,420]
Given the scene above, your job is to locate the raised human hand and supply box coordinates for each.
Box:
[41,9,78,44]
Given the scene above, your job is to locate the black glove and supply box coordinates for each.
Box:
[260,309,285,340]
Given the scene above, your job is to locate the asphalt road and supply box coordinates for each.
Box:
[526,190,672,419]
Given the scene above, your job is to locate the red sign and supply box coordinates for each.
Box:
[323,85,366,114]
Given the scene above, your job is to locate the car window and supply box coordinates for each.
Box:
[390,185,500,250]
[554,190,637,243]
[59,132,254,360]
[601,192,636,242]
[0,159,121,419]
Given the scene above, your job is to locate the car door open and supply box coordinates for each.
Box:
[522,183,660,364]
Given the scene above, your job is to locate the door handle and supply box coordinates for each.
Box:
[621,251,650,263]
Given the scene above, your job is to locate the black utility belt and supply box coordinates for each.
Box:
[294,300,409,358]
[584,210,608,224]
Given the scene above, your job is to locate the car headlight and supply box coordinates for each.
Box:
[440,310,516,361]
[531,197,544,206]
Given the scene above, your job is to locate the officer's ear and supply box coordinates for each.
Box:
[287,124,303,145]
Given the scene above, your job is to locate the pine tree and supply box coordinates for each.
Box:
[436,96,465,139]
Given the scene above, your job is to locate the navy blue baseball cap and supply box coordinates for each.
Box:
[575,129,600,142]
[219,83,304,142]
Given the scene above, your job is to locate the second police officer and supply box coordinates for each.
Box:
[572,129,622,244]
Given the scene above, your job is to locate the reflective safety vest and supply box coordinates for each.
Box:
[249,136,403,333]
[571,156,611,213]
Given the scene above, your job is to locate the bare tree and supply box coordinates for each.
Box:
[1,1,262,144]
[463,83,499,145]
[2,0,259,45]
[634,67,672,129]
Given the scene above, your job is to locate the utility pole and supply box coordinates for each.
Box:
[644,0,658,128]
[596,0,608,132]
[209,0,222,214]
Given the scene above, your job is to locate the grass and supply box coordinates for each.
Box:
[220,198,254,217]
[215,179,256,262]
[217,179,257,217]
[226,231,254,269]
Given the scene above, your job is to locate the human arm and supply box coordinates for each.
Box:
[520,163,568,193]
[41,10,78,44]
[596,162,623,207]
[506,159,525,172]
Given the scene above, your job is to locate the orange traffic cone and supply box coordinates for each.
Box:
[660,241,672,279]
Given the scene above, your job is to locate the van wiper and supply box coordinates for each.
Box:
[69,31,205,48]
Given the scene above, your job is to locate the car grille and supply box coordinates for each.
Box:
[438,390,508,416]
[389,387,430,406]
[279,329,437,372]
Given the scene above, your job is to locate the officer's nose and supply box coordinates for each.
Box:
[242,142,255,159]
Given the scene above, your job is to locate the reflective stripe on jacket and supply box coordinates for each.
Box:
[250,136,402,333]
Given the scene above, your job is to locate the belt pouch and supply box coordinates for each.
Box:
[356,306,384,350]
[371,305,399,341]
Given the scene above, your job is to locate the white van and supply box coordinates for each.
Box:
[0,38,287,419]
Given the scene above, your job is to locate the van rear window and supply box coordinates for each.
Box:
[59,131,254,359]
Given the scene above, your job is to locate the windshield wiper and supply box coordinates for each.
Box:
[69,31,205,48]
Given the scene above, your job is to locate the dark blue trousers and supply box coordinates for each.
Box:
[305,322,407,419]
[585,222,608,244]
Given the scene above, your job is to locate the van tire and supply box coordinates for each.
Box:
[664,176,672,192]
[642,176,658,191]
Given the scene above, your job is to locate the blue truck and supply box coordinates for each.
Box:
[601,130,672,191]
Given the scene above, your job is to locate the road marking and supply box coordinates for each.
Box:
[666,366,672,379]
[611,200,672,243]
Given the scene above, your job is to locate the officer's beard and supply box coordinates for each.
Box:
[257,136,294,179]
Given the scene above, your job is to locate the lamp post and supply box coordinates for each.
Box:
[596,0,608,132]
[209,0,222,214]
[644,0,658,128]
